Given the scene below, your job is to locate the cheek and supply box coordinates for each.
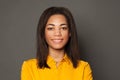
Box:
[45,31,48,40]
[45,31,52,41]
[63,32,70,39]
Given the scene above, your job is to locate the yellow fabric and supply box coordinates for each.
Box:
[21,55,93,80]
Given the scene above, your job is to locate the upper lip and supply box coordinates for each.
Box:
[52,38,63,40]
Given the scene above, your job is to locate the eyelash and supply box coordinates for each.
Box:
[61,27,68,30]
[46,27,68,30]
[47,27,54,30]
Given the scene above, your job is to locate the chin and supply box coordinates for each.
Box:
[51,46,65,50]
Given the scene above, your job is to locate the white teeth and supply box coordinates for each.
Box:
[52,39,62,43]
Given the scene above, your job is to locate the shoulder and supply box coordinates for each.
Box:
[21,59,39,77]
[77,60,91,69]
[75,60,93,79]
[78,60,89,65]
[22,58,37,68]
[24,58,37,63]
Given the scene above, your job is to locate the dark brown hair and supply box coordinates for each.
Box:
[37,6,80,68]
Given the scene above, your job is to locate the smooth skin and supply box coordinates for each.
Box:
[45,14,70,66]
[21,14,93,80]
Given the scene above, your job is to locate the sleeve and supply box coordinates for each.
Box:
[83,62,93,80]
[21,61,33,80]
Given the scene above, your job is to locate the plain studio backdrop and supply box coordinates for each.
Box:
[0,0,120,80]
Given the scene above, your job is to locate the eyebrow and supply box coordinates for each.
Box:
[46,24,55,26]
[60,24,67,26]
[46,24,68,26]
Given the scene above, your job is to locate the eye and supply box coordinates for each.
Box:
[61,27,68,30]
[47,27,54,30]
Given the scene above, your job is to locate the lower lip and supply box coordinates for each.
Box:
[52,39,63,43]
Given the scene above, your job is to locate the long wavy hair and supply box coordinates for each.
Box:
[37,6,80,68]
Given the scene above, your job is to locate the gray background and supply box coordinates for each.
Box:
[0,0,120,80]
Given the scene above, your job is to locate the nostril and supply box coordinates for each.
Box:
[54,30,61,36]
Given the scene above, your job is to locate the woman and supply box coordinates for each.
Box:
[21,6,93,80]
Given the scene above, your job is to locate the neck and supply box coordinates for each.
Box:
[48,48,65,62]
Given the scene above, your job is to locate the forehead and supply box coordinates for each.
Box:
[49,14,66,18]
[48,14,67,20]
[46,14,67,25]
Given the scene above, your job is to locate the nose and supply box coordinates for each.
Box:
[54,28,61,36]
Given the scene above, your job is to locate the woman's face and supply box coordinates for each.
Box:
[45,14,70,50]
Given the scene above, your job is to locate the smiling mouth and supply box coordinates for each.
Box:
[52,39,63,43]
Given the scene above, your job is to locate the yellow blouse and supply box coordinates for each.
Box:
[21,55,93,80]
